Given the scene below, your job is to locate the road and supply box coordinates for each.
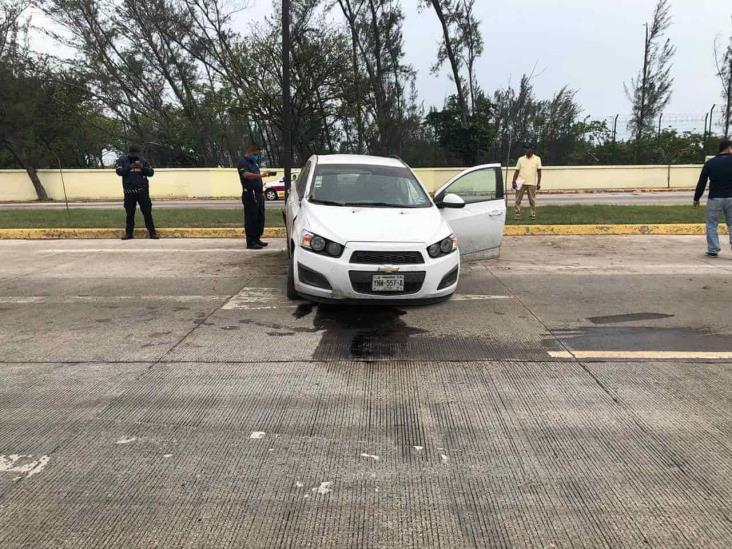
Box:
[0,191,699,210]
[0,236,731,547]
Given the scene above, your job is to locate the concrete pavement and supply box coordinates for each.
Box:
[0,190,699,210]
[0,236,731,547]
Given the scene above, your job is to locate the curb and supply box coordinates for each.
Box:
[0,227,287,239]
[0,224,725,239]
[504,224,727,236]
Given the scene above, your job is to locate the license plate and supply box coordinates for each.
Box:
[372,275,405,292]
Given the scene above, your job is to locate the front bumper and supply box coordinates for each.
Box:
[293,241,459,303]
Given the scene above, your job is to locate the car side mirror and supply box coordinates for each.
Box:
[439,193,466,209]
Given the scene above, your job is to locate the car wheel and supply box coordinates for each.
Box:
[265,190,278,201]
[287,251,299,300]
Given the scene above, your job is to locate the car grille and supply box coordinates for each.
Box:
[350,251,424,265]
[349,271,426,295]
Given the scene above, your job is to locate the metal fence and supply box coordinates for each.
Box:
[595,106,724,141]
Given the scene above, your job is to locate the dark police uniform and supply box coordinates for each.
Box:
[115,155,157,237]
[238,156,266,245]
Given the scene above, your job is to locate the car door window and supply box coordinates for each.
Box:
[438,167,503,203]
[296,162,311,198]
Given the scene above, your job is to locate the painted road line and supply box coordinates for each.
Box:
[222,288,283,310]
[505,224,728,236]
[38,248,285,254]
[451,295,514,301]
[549,350,732,360]
[0,228,287,239]
[0,295,227,305]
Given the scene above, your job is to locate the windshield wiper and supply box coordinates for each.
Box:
[346,202,417,208]
[309,198,346,206]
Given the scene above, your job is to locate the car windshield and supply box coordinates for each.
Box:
[308,164,432,208]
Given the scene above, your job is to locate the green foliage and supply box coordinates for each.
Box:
[625,0,675,140]
[0,55,114,170]
[0,0,714,173]
[425,92,494,166]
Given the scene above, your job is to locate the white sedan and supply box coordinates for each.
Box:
[284,155,506,304]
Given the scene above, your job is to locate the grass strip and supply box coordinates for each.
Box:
[0,205,712,229]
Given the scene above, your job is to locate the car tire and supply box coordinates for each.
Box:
[265,190,278,201]
[287,252,299,300]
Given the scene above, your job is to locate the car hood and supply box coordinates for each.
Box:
[302,203,450,244]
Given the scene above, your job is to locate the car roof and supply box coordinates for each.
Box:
[315,154,405,168]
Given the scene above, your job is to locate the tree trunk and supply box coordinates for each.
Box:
[430,0,468,126]
[25,165,49,201]
[4,142,50,201]
[351,25,364,153]
[336,0,366,153]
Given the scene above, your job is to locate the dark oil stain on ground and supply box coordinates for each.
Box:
[587,312,674,324]
[549,326,732,352]
[311,305,427,360]
[293,303,315,319]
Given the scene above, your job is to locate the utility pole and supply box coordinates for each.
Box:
[282,0,293,200]
[709,104,717,140]
[657,113,663,140]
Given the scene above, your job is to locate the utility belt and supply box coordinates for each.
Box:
[124,186,149,195]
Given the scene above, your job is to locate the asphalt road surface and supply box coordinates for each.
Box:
[1,236,731,547]
[0,191,698,210]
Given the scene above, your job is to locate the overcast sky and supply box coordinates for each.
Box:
[241,0,730,130]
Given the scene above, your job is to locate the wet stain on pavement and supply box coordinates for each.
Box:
[587,312,674,324]
[239,319,316,334]
[311,306,427,359]
[549,326,732,352]
[293,303,315,319]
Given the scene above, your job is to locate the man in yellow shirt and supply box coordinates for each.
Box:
[512,143,542,219]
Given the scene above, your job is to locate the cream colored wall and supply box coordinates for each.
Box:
[419,165,701,193]
[0,165,702,201]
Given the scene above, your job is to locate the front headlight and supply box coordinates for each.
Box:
[427,234,457,258]
[301,231,344,258]
[311,235,326,252]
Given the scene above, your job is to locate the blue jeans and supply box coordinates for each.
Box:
[706,197,732,253]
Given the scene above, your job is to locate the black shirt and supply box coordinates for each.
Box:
[237,156,263,194]
[694,152,732,202]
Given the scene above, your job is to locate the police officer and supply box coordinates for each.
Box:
[238,143,276,249]
[116,144,158,240]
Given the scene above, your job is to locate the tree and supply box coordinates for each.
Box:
[625,0,676,141]
[333,0,417,156]
[425,91,493,166]
[715,25,732,137]
[419,0,469,125]
[457,0,483,115]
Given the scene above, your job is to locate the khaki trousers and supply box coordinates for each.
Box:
[515,185,537,217]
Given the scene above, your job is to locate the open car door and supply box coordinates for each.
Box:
[434,164,506,258]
